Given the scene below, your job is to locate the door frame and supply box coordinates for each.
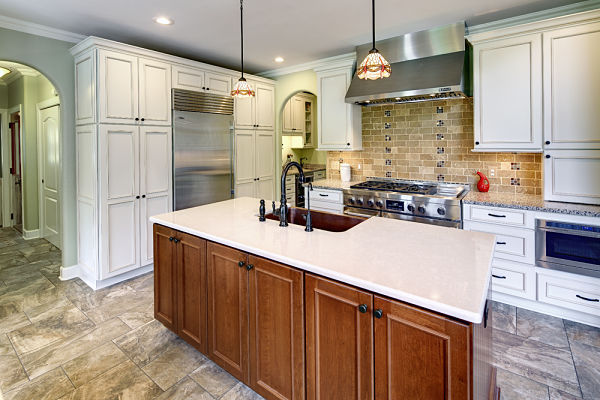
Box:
[36,97,61,246]
[2,105,24,229]
[0,107,7,227]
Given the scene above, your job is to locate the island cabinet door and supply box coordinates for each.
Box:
[207,242,249,382]
[373,296,471,399]
[153,224,177,331]
[248,255,305,400]
[305,274,373,400]
[176,232,207,354]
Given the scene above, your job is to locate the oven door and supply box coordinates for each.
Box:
[536,220,600,278]
[382,212,461,228]
[343,206,380,218]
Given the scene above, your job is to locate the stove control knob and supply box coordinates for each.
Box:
[375,200,384,208]
[437,207,446,216]
[417,205,426,214]
[348,197,355,205]
[407,204,415,212]
[356,198,364,206]
[367,199,374,207]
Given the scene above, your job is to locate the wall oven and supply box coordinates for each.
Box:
[536,219,600,278]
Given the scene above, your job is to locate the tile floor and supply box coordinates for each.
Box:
[0,227,598,399]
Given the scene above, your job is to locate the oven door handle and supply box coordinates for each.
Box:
[537,226,600,239]
[344,210,376,218]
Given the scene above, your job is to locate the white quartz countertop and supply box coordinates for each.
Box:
[150,198,496,323]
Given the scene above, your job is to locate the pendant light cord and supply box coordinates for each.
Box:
[372,0,376,50]
[240,0,244,78]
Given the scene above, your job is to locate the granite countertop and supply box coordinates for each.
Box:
[311,178,358,190]
[463,191,600,217]
[150,198,495,323]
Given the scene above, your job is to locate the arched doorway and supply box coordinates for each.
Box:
[0,61,62,248]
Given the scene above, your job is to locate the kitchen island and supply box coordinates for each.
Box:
[150,197,498,399]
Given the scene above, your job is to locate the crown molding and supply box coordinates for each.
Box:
[466,0,600,36]
[258,52,356,78]
[0,14,85,43]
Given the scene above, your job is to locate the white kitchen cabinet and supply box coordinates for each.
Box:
[98,49,171,126]
[315,66,362,150]
[172,64,205,91]
[234,80,274,130]
[282,94,315,149]
[205,71,232,96]
[305,187,344,214]
[543,21,600,149]
[470,34,543,152]
[234,129,275,200]
[544,150,600,204]
[74,51,96,125]
[283,96,304,133]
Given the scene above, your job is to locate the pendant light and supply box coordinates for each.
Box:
[357,0,391,80]
[231,0,255,97]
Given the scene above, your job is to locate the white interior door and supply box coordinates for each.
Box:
[255,130,274,200]
[234,129,255,197]
[98,50,139,124]
[255,83,274,129]
[139,126,172,266]
[39,105,61,248]
[139,57,171,126]
[99,125,140,278]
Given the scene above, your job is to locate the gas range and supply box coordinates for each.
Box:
[342,178,469,228]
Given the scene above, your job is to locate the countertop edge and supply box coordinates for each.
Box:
[463,198,600,217]
[150,215,491,324]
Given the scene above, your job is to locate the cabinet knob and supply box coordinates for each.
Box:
[238,261,245,267]
[475,141,480,145]
[173,238,180,243]
[136,195,140,199]
[347,143,350,146]
[169,237,174,241]
[142,195,146,198]
[358,304,368,313]
[202,87,206,90]
[246,264,254,271]
[135,117,139,121]
[545,141,551,145]
[545,155,551,159]
[374,309,383,319]
[141,118,145,122]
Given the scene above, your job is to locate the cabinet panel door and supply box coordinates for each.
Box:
[543,22,600,149]
[305,274,373,400]
[255,83,274,129]
[74,51,96,125]
[544,150,600,204]
[473,34,542,151]
[98,49,138,124]
[255,130,274,200]
[177,232,207,353]
[172,65,205,91]
[140,195,170,266]
[374,296,470,400]
[205,71,232,96]
[207,242,249,382]
[248,256,305,400]
[292,96,305,132]
[282,101,294,132]
[139,58,171,126]
[154,224,177,331]
[99,125,140,278]
[235,129,256,197]
[234,82,255,129]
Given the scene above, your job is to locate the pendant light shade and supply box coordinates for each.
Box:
[232,0,255,97]
[358,0,391,80]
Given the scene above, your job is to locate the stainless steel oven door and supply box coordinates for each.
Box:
[536,220,600,278]
[381,212,461,228]
[343,206,380,218]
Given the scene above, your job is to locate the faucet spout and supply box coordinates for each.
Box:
[280,161,305,227]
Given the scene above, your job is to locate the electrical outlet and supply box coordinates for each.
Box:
[490,169,495,177]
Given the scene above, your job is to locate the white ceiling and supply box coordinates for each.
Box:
[0,0,583,73]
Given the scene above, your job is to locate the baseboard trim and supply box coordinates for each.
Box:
[65,264,154,290]
[22,228,40,239]
[492,291,600,328]
[59,264,80,281]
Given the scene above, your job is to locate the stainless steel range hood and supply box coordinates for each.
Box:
[345,22,471,106]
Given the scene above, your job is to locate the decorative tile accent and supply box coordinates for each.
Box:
[436,134,444,140]
[436,106,444,113]
[385,147,391,154]
[437,175,445,182]
[384,122,392,129]
[436,120,445,126]
[436,147,445,154]
[385,159,392,166]
[510,178,521,186]
[384,110,391,117]
[436,161,445,168]
[511,162,521,170]
[385,171,392,178]
[384,135,391,141]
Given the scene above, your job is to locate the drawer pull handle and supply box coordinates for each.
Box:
[496,241,507,245]
[488,213,506,218]
[318,194,329,197]
[576,294,599,302]
[492,274,506,279]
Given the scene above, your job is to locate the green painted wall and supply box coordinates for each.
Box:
[0,27,76,267]
[0,85,7,109]
[7,76,23,107]
[273,69,327,197]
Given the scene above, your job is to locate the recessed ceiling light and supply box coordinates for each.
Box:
[0,67,10,78]
[154,16,174,25]
[274,56,284,63]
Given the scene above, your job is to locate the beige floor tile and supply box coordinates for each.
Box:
[0,312,30,336]
[117,302,154,329]
[62,341,128,387]
[565,320,600,349]
[3,367,74,400]
[84,289,154,324]
[517,308,569,350]
[0,353,29,393]
[155,376,214,400]
[497,368,549,400]
[549,387,582,399]
[221,382,265,400]
[113,319,178,368]
[190,358,238,398]
[570,341,600,400]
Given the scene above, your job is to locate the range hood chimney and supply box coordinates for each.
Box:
[345,22,471,106]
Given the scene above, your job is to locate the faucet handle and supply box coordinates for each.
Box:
[272,201,276,214]
[259,199,266,222]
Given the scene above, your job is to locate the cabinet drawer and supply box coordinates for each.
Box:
[468,205,526,226]
[307,188,342,204]
[310,200,344,215]
[538,272,600,315]
[462,221,535,264]
[491,259,535,300]
[285,175,295,185]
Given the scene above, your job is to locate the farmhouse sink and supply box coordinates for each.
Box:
[265,207,367,232]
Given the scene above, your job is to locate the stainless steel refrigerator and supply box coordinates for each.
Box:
[172,89,234,210]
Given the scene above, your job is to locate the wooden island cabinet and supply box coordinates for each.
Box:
[154,224,496,400]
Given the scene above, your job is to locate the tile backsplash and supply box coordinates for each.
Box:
[327,98,542,194]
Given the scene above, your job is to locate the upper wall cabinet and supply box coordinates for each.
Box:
[234,80,274,130]
[98,50,172,126]
[315,65,362,151]
[172,65,232,96]
[543,21,600,150]
[471,34,543,152]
